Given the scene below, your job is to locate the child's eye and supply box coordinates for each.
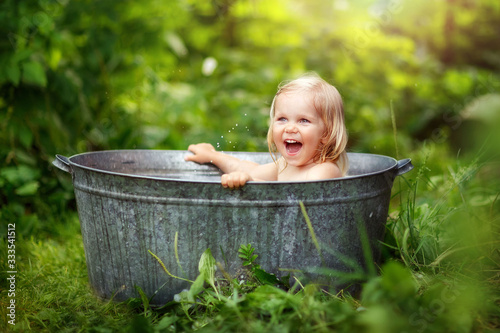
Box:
[276,117,287,122]
[299,119,310,124]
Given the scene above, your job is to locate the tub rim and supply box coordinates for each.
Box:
[55,149,408,184]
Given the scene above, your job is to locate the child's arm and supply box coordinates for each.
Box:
[185,143,277,188]
[185,143,260,174]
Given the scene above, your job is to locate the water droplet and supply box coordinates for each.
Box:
[235,124,238,126]
[221,136,224,138]
[228,130,231,133]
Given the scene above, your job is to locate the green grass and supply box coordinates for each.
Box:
[1,151,499,332]
[0,215,138,332]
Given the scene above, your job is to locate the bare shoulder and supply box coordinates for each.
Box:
[307,162,342,180]
[251,162,278,181]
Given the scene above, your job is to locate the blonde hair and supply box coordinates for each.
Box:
[267,73,349,176]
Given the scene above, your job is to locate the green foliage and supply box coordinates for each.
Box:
[2,0,500,235]
[238,243,290,288]
[238,243,259,267]
[0,215,138,332]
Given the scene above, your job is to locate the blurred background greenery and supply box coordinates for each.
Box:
[1,0,499,228]
[1,1,499,331]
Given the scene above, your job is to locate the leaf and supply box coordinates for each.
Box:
[279,273,291,289]
[379,261,417,299]
[22,61,47,87]
[253,268,282,286]
[134,285,150,314]
[1,165,40,185]
[176,290,193,313]
[155,315,179,330]
[15,181,39,196]
[238,243,258,265]
[127,315,153,333]
[6,64,20,85]
[198,248,218,296]
[11,49,32,63]
[18,125,34,148]
[188,274,205,301]
[7,33,29,51]
[49,48,62,70]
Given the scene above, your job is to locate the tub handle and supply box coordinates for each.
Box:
[52,154,71,173]
[396,158,413,176]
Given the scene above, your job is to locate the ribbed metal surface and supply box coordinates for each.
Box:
[54,150,412,305]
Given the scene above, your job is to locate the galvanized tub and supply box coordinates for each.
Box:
[53,150,413,305]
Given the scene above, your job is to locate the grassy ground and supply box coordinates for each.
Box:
[1,148,499,332]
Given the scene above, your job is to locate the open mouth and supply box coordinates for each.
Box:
[285,140,303,155]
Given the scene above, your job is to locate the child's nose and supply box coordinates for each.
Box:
[285,123,298,133]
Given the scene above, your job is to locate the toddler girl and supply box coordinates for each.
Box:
[185,73,348,188]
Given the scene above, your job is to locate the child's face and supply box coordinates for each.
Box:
[272,92,326,168]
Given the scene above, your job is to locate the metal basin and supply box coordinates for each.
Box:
[53,150,413,304]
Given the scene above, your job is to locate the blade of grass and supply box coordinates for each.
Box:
[174,231,187,278]
[430,240,500,267]
[356,217,376,278]
[148,250,193,283]
[299,201,324,265]
[390,99,399,160]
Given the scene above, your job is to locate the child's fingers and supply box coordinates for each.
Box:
[236,173,249,188]
[223,174,238,189]
[187,143,215,153]
[221,174,230,188]
[185,143,215,163]
[184,153,200,162]
[184,153,198,162]
[221,172,249,189]
[228,177,236,188]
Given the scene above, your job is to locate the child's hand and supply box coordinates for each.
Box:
[221,171,252,189]
[185,143,264,185]
[185,143,217,164]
